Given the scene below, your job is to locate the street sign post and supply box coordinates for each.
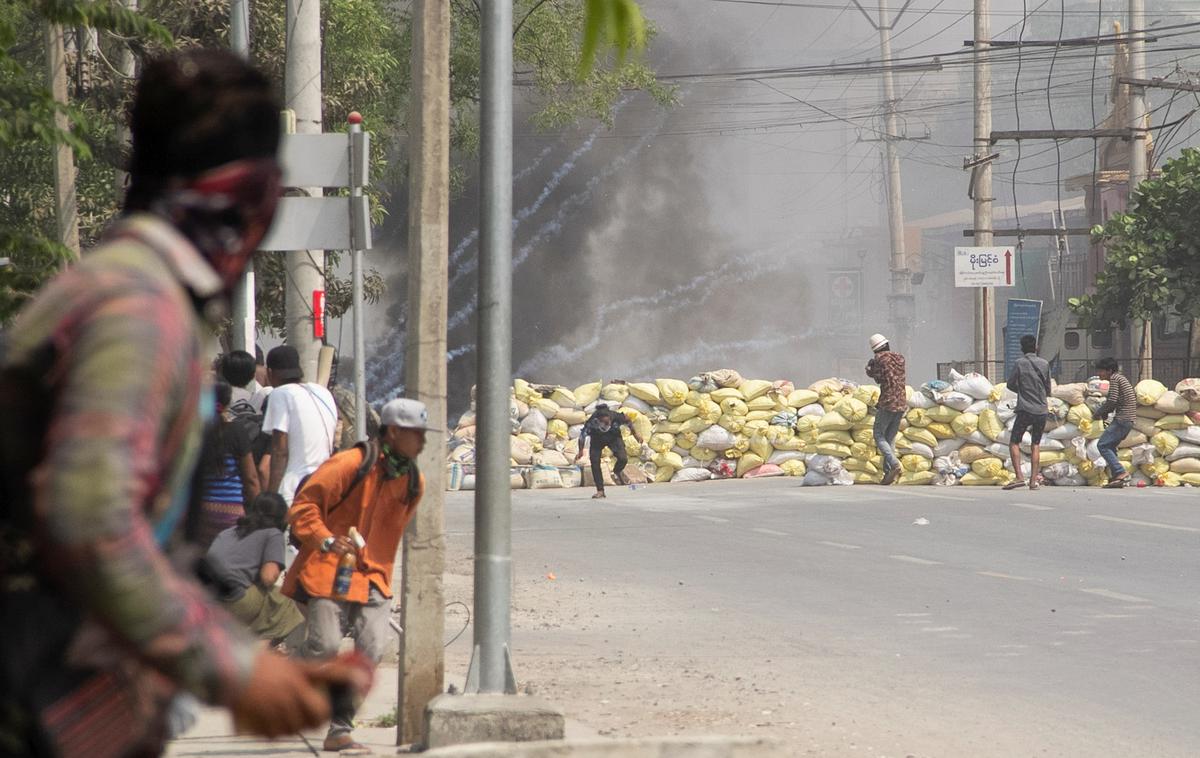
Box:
[954,246,1015,287]
[1004,298,1043,378]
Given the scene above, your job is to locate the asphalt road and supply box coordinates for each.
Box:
[445,480,1200,756]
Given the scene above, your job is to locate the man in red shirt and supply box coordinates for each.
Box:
[865,333,907,485]
[286,398,436,752]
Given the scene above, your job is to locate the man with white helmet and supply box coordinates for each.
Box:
[865,333,907,485]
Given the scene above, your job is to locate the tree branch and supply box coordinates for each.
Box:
[513,0,552,39]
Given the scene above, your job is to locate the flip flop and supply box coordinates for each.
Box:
[1104,477,1128,489]
[1002,480,1026,491]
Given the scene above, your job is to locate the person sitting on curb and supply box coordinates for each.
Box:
[284,398,435,753]
[575,404,644,499]
[205,492,305,648]
[1004,334,1053,491]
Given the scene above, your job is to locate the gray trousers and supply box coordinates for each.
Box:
[301,586,392,736]
[873,408,904,473]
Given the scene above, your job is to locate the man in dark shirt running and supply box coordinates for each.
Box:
[1094,357,1138,488]
[575,404,644,499]
[1004,334,1053,491]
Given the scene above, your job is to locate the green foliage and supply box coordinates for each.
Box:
[1070,148,1200,328]
[579,0,646,76]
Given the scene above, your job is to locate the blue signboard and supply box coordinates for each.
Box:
[1004,299,1043,379]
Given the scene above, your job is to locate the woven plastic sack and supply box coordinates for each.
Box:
[668,403,700,423]
[1156,415,1195,431]
[1155,391,1190,414]
[907,388,934,409]
[1166,443,1200,461]
[903,426,938,448]
[655,378,689,407]
[815,442,852,458]
[746,395,776,413]
[899,471,936,486]
[937,392,974,412]
[1135,379,1167,406]
[818,410,852,431]
[690,446,718,463]
[710,387,745,403]
[1176,378,1200,402]
[951,370,994,400]
[978,409,1004,441]
[547,419,569,440]
[743,463,785,479]
[621,396,652,416]
[652,450,684,471]
[833,396,869,423]
[696,425,737,451]
[628,382,662,406]
[549,387,576,408]
[926,422,956,440]
[749,432,774,460]
[1170,458,1200,474]
[648,433,675,454]
[905,408,931,428]
[1052,383,1087,406]
[786,389,820,408]
[971,457,1005,478]
[531,398,560,420]
[601,383,629,403]
[737,379,772,401]
[925,405,961,424]
[671,467,712,482]
[708,369,743,388]
[950,412,979,437]
[780,459,807,477]
[901,454,931,473]
[735,453,766,477]
[853,384,881,408]
[519,408,548,439]
[572,382,600,407]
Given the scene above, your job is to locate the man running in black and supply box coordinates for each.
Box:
[575,404,643,499]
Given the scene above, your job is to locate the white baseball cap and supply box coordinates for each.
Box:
[380,398,441,432]
[869,333,889,352]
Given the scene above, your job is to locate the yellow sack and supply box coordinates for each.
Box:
[818,430,854,446]
[979,409,1004,441]
[780,459,807,477]
[628,382,662,406]
[736,453,766,477]
[720,397,749,416]
[652,420,681,435]
[745,410,775,422]
[738,379,773,401]
[925,405,961,424]
[649,433,675,454]
[1038,450,1066,466]
[988,382,1009,403]
[961,472,1006,486]
[532,398,560,419]
[1135,379,1167,406]
[819,396,840,411]
[971,457,1005,478]
[854,385,881,408]
[894,435,913,452]
[903,426,938,448]
[744,419,769,432]
[833,396,869,423]
[927,422,957,440]
[854,415,876,431]
[517,432,544,452]
[746,395,776,412]
[710,387,745,403]
[1156,415,1195,430]
[1080,418,1102,439]
[547,419,569,439]
[852,427,876,445]
[905,408,930,428]
[1067,404,1093,426]
[1183,473,1200,486]
[557,408,587,425]
[513,378,533,401]
[655,378,689,407]
[854,471,885,485]
[1152,431,1180,457]
[652,450,684,471]
[899,471,936,486]
[573,382,601,407]
[1140,460,1169,479]
[685,389,706,407]
[681,416,710,435]
[696,398,722,423]
[749,433,774,460]
[818,411,853,431]
[775,435,808,452]
[786,389,820,408]
[622,432,642,458]
[816,442,852,458]
[901,455,931,473]
[1160,472,1183,487]
[676,432,698,450]
[718,413,745,433]
[632,413,653,442]
[653,466,674,483]
[691,446,718,463]
[765,425,794,446]
[731,434,751,453]
[795,416,820,434]
[600,382,629,402]
[844,458,879,475]
[550,387,576,408]
[950,412,978,437]
[668,403,700,423]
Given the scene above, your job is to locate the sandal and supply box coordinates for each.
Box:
[1002,480,1026,491]
[1104,477,1128,489]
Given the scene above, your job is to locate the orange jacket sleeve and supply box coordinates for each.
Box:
[288,448,362,551]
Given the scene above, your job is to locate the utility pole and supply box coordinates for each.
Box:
[853,0,913,351]
[230,0,256,354]
[284,0,325,378]
[398,0,450,744]
[1127,0,1152,381]
[45,22,80,261]
[972,0,995,376]
[115,0,137,201]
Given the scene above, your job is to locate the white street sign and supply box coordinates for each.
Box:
[954,246,1015,287]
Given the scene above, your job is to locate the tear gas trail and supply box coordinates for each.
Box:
[515,245,794,376]
[446,113,667,332]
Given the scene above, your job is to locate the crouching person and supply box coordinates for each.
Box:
[205,492,305,647]
[284,398,434,753]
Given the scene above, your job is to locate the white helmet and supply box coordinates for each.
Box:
[869,333,889,352]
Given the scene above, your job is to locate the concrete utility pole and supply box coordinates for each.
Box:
[230,0,256,354]
[1127,0,1152,381]
[398,0,450,744]
[115,0,137,201]
[45,22,80,261]
[284,0,325,379]
[853,0,913,351]
[973,0,995,374]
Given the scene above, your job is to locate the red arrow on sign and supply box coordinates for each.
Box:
[1004,249,1013,285]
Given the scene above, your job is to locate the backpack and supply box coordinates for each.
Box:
[287,439,378,549]
[227,397,265,460]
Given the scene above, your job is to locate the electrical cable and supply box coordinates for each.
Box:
[1048,0,1066,300]
[444,600,472,647]
[1011,0,1030,278]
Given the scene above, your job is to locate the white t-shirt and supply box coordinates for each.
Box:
[261,382,338,503]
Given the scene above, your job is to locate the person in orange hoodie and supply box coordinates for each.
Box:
[285,398,436,753]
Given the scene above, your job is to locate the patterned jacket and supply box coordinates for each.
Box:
[0,214,257,757]
[866,350,907,413]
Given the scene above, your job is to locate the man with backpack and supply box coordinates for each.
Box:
[284,398,435,753]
